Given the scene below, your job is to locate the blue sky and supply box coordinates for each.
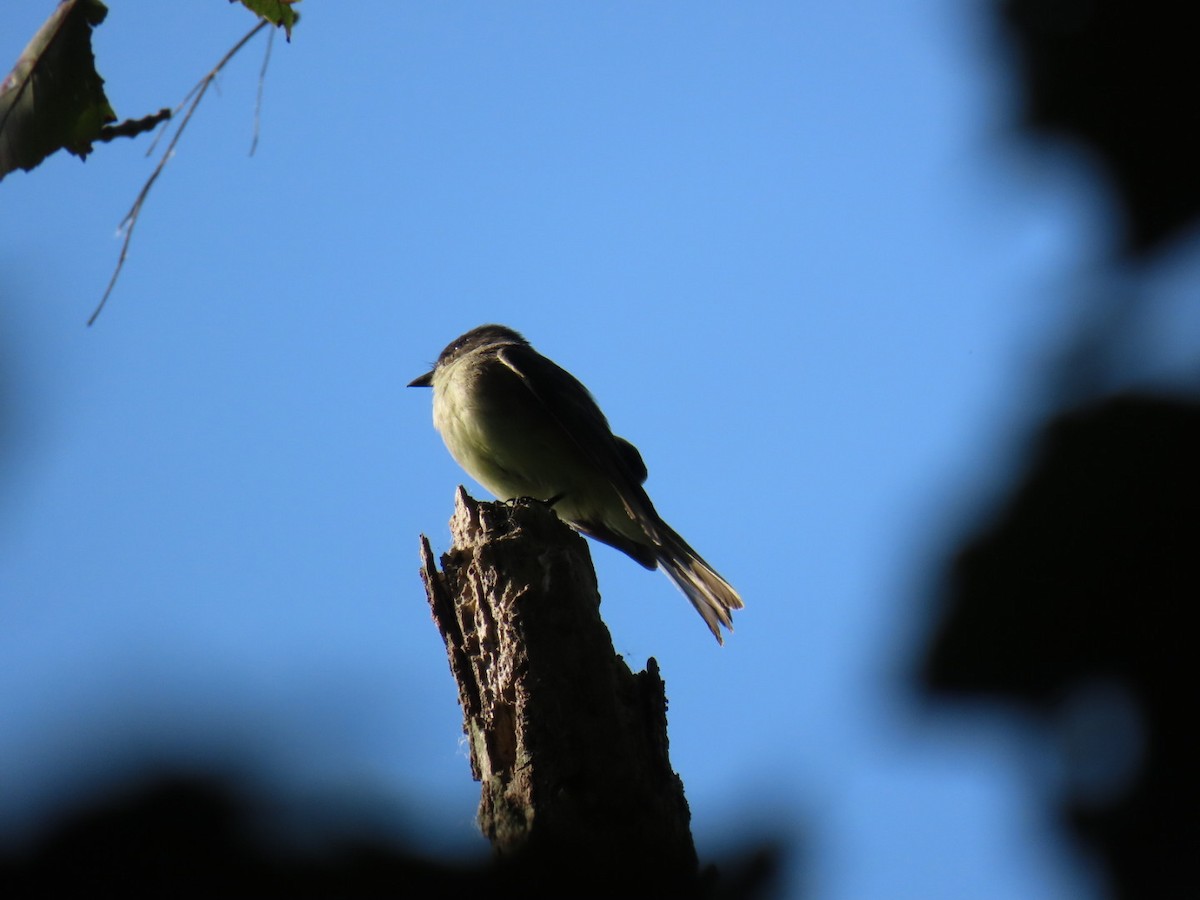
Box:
[7,2,1198,897]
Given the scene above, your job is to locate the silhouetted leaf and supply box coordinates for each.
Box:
[0,0,116,181]
[1001,0,1200,255]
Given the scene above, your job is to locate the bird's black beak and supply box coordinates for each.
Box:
[408,371,434,388]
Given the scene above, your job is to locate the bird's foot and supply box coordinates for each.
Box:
[503,493,565,509]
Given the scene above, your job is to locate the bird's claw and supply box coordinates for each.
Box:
[503,493,565,509]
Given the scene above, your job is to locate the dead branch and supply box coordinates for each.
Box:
[418,487,701,894]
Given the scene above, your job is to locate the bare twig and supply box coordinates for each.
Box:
[250,26,275,157]
[97,109,173,143]
[89,20,270,326]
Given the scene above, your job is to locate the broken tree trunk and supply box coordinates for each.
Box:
[418,487,700,893]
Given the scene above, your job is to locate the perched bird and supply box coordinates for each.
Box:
[409,324,743,643]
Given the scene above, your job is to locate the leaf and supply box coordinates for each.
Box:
[0,0,117,181]
[231,0,301,41]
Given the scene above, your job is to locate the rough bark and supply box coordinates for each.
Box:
[418,487,699,893]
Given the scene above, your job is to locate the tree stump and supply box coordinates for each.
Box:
[418,487,699,893]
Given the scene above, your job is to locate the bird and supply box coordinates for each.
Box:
[409,324,743,643]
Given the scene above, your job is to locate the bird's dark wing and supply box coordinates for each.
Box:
[615,437,649,484]
[496,344,655,514]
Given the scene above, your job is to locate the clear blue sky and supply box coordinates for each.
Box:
[8,2,1196,897]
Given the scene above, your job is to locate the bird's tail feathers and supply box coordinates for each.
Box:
[654,523,743,644]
